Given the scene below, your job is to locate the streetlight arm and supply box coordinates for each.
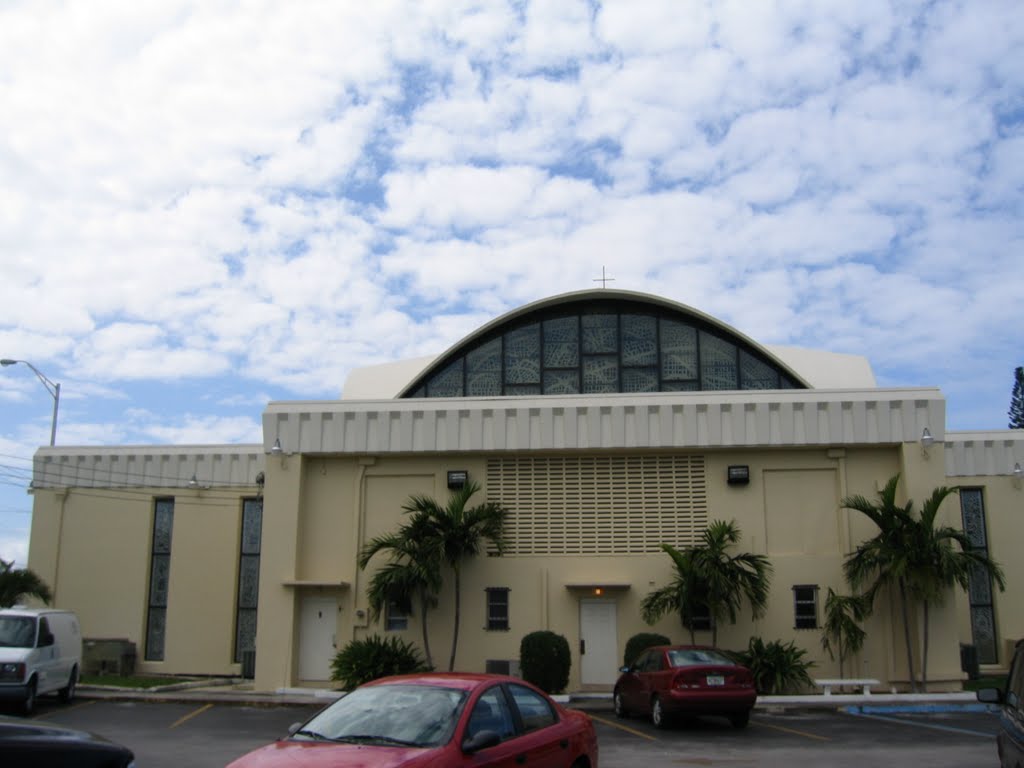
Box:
[1,358,61,445]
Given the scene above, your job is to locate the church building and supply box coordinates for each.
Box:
[26,289,1023,692]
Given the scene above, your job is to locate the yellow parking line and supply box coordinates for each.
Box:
[754,720,830,741]
[587,712,659,741]
[33,699,96,720]
[170,703,214,729]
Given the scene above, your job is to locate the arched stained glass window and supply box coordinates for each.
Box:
[402,296,805,398]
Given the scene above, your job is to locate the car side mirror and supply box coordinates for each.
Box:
[463,730,501,754]
[620,665,634,673]
[977,688,1003,705]
[287,722,303,736]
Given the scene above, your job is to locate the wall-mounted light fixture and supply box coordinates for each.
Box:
[188,473,210,491]
[270,438,283,455]
[447,470,468,490]
[727,465,750,486]
[920,427,935,449]
[1014,462,1022,489]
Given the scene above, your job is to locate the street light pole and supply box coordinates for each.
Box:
[1,358,61,446]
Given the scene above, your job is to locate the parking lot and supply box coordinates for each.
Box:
[25,697,1002,767]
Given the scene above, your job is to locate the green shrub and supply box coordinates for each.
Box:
[728,637,815,695]
[330,635,431,690]
[624,632,671,667]
[519,631,571,694]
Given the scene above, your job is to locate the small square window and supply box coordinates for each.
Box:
[486,588,509,631]
[385,600,409,631]
[793,585,818,629]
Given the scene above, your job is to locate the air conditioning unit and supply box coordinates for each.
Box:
[485,659,521,678]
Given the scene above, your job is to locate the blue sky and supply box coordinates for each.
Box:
[1,0,1022,566]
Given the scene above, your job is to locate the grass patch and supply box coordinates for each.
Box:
[80,674,199,689]
[962,675,1006,692]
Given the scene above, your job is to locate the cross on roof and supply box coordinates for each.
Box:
[593,267,615,288]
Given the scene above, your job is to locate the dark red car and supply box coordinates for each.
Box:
[227,672,598,768]
[613,645,756,729]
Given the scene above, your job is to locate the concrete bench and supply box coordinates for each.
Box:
[813,678,880,696]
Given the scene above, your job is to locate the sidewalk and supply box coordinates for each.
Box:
[77,679,989,714]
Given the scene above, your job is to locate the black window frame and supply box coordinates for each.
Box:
[485,587,510,631]
[793,584,819,629]
[234,497,262,663]
[145,497,175,661]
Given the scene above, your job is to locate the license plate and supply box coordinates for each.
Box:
[706,675,725,686]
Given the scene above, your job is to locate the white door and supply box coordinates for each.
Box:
[298,597,337,681]
[580,600,618,687]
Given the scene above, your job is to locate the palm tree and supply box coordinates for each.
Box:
[843,474,1006,692]
[407,481,508,671]
[642,520,772,647]
[358,513,442,669]
[0,558,52,608]
[640,543,708,643]
[820,588,869,681]
[909,485,1005,691]
[843,474,921,690]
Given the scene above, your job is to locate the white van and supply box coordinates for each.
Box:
[0,607,82,715]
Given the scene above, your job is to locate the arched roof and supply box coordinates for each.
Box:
[398,289,811,398]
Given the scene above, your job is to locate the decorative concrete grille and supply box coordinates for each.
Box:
[486,455,707,555]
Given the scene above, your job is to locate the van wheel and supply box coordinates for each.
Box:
[59,665,78,703]
[23,678,36,716]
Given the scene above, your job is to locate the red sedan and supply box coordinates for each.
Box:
[227,672,598,768]
[613,645,756,729]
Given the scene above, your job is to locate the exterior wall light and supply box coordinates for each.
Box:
[921,427,935,448]
[448,470,468,490]
[727,465,750,485]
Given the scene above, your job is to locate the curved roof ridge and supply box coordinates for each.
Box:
[396,288,812,397]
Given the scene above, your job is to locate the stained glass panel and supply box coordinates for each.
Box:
[467,338,502,396]
[428,357,464,397]
[149,554,170,607]
[241,499,262,555]
[660,320,697,381]
[740,349,780,389]
[145,609,166,661]
[582,314,617,354]
[153,500,174,554]
[505,324,541,384]
[960,489,987,548]
[543,370,580,394]
[583,356,619,392]
[236,609,257,654]
[543,317,579,367]
[622,368,658,392]
[971,606,998,664]
[621,314,657,366]
[238,556,260,609]
[700,331,738,390]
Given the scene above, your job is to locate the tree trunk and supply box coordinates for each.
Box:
[898,578,918,692]
[448,565,461,672]
[419,592,433,669]
[921,601,930,693]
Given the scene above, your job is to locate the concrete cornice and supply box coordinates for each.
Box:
[944,430,1024,477]
[31,444,264,490]
[263,388,946,455]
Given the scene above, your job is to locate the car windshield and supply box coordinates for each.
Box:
[667,648,734,667]
[294,683,467,748]
[0,616,36,648]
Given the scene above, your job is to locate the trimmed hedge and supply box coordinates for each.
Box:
[624,632,671,667]
[519,631,571,694]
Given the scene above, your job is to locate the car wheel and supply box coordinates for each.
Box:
[651,695,671,729]
[729,709,750,729]
[613,690,628,719]
[59,665,78,703]
[23,677,37,716]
